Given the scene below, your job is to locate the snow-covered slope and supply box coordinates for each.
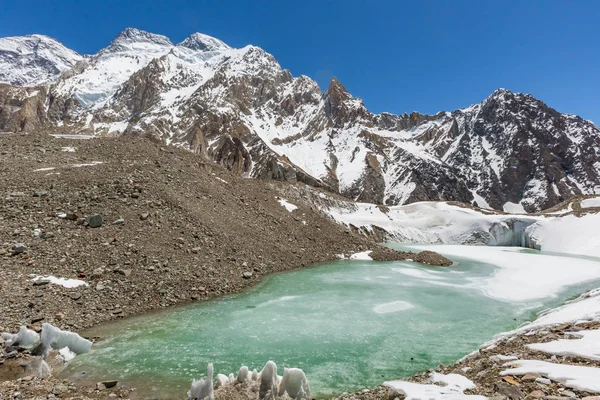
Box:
[2,28,600,212]
[52,28,174,108]
[0,34,82,86]
[317,191,600,258]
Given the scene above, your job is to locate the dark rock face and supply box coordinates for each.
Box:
[1,30,599,212]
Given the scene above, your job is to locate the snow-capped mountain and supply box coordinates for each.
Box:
[0,34,82,86]
[1,28,599,212]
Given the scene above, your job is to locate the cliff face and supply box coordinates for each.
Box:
[1,28,599,212]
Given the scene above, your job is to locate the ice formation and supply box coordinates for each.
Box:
[215,374,229,388]
[40,323,92,355]
[259,361,279,400]
[2,326,40,348]
[237,365,249,383]
[188,363,214,400]
[278,368,311,400]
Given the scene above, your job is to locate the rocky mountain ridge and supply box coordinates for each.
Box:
[1,28,599,212]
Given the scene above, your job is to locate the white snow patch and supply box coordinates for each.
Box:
[501,359,600,393]
[349,251,373,260]
[278,198,298,212]
[384,372,485,400]
[527,329,600,361]
[503,201,527,214]
[581,197,600,209]
[61,146,76,152]
[34,167,55,172]
[32,275,88,288]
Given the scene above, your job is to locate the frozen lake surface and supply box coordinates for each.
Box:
[61,245,600,398]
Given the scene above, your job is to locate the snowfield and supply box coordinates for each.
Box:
[323,200,600,258]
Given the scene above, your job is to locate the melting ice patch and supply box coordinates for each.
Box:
[373,301,415,314]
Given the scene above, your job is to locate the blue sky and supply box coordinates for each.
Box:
[1,1,598,122]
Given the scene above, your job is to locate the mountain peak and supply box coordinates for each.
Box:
[177,32,230,52]
[100,28,173,55]
[114,28,172,45]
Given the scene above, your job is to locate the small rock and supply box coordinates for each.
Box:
[522,373,540,382]
[147,266,155,271]
[70,292,82,300]
[96,381,118,390]
[535,377,551,385]
[88,214,103,228]
[52,384,68,395]
[242,271,253,279]
[65,212,79,221]
[108,394,118,399]
[12,243,25,254]
[95,284,105,291]
[92,268,104,278]
[140,212,149,220]
[191,295,199,301]
[40,232,55,240]
[33,190,49,197]
[115,269,131,277]
[494,382,524,400]
[131,192,139,198]
[562,391,577,398]
[33,279,50,286]
[112,217,125,225]
[55,312,65,321]
[77,217,86,225]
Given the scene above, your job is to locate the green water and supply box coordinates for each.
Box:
[61,246,600,399]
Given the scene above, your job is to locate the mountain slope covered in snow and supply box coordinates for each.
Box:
[0,34,82,86]
[1,28,599,212]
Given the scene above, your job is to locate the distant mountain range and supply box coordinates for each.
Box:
[1,28,599,212]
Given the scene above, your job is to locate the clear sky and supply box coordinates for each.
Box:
[1,1,598,123]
